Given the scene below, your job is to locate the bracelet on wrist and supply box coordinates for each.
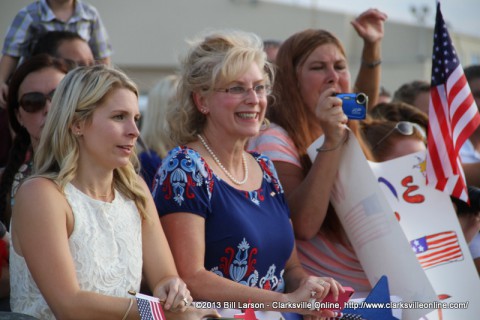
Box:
[362,59,382,68]
[316,133,348,152]
[122,298,134,320]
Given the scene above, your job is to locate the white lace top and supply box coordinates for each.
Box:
[10,183,143,319]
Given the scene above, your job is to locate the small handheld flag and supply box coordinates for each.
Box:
[129,291,166,320]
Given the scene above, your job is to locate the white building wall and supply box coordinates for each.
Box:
[1,0,480,95]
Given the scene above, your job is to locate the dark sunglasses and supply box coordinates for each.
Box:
[19,89,55,113]
[373,121,426,150]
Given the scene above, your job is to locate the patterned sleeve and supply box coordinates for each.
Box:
[152,146,213,218]
[248,124,302,168]
[2,8,34,57]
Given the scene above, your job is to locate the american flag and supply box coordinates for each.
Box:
[343,194,390,250]
[410,230,463,269]
[426,1,480,202]
[135,292,166,320]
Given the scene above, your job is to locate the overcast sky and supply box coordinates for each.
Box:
[266,0,480,37]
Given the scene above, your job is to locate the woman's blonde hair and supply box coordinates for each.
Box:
[34,64,148,219]
[167,29,274,145]
[139,74,179,158]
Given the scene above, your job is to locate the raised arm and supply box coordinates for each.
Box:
[351,8,388,108]
[275,89,348,240]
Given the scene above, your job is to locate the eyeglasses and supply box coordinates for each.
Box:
[373,121,426,150]
[214,84,271,98]
[19,90,55,113]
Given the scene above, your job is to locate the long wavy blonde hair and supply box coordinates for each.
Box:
[34,65,148,219]
[167,29,274,146]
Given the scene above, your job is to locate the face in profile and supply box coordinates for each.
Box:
[76,88,140,170]
[16,67,66,150]
[57,39,95,67]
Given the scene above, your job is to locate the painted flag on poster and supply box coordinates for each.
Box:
[426,1,480,202]
[135,292,166,320]
[410,230,463,269]
[343,194,390,249]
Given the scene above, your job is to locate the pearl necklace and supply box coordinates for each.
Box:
[197,134,248,185]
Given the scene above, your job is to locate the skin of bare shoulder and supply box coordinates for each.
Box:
[11,177,71,257]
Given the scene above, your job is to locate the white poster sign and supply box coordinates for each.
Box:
[308,133,437,320]
[369,150,480,319]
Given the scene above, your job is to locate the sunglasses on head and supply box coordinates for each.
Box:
[373,121,426,150]
[19,89,55,113]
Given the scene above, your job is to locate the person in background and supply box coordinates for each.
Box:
[368,101,428,134]
[469,232,480,276]
[138,74,179,190]
[263,39,282,63]
[248,8,387,293]
[360,119,426,162]
[0,108,12,168]
[392,80,430,115]
[153,29,344,320]
[459,65,480,164]
[9,65,212,320]
[450,187,480,247]
[0,54,69,229]
[32,30,95,67]
[376,86,392,104]
[0,0,112,108]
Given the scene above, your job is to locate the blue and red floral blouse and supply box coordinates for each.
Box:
[153,146,294,292]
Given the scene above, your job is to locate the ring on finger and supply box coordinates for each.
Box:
[182,298,189,306]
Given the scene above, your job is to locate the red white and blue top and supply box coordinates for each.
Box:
[153,146,294,292]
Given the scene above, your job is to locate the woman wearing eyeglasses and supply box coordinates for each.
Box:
[247,9,387,293]
[152,30,344,319]
[0,54,69,229]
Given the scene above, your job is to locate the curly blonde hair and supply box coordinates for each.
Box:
[34,65,148,219]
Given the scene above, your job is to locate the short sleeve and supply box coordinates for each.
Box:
[248,123,301,168]
[152,147,213,218]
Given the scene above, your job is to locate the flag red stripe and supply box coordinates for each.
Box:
[420,251,463,269]
[449,75,468,127]
[452,176,465,200]
[455,96,480,154]
[418,246,461,263]
[433,86,458,173]
[430,87,455,176]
